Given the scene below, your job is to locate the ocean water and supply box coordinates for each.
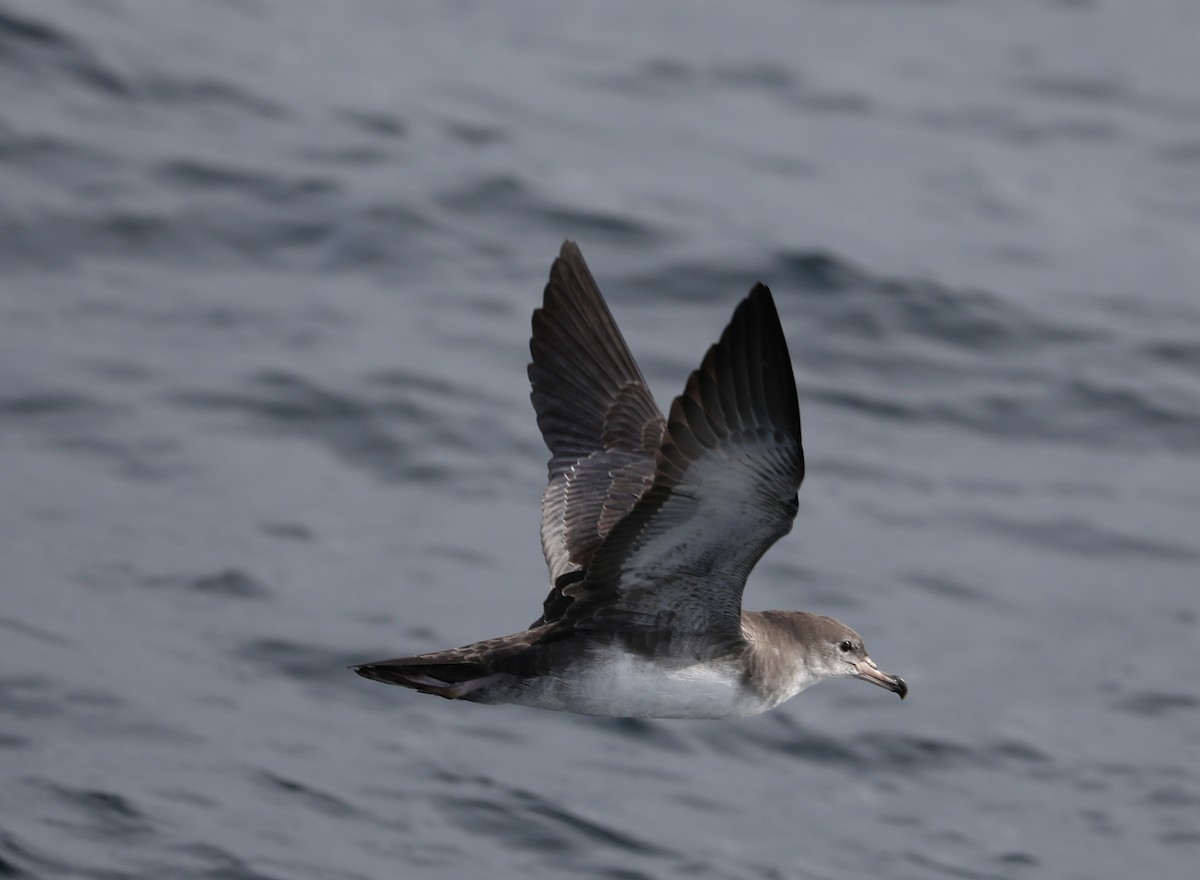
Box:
[2,1,1199,878]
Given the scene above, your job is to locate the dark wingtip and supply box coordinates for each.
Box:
[747,281,772,301]
[718,279,802,441]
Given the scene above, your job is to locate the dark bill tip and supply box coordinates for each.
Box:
[854,659,908,700]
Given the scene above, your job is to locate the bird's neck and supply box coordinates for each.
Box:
[739,610,824,707]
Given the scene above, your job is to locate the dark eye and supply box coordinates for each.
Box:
[838,640,854,653]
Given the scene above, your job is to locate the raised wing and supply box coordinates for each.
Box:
[528,241,665,624]
[553,285,804,644]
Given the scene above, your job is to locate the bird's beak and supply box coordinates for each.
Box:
[854,657,908,699]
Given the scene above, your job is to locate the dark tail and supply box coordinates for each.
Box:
[353,656,505,701]
[353,637,538,701]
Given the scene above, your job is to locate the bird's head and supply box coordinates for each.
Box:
[752,611,908,701]
[809,615,907,699]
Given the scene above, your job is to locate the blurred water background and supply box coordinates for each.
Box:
[2,1,1199,878]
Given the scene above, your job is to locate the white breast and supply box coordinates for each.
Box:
[506,649,772,719]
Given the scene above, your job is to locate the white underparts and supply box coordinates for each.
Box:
[504,650,770,719]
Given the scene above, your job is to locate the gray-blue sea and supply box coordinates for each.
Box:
[2,1,1198,878]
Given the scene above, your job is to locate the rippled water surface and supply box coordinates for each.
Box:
[3,1,1199,878]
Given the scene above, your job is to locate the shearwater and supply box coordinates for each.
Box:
[355,241,907,718]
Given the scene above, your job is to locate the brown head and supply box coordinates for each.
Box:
[745,610,908,703]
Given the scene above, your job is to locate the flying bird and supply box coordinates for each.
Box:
[355,241,907,718]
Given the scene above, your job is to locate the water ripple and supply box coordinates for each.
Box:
[0,5,126,97]
[436,788,675,860]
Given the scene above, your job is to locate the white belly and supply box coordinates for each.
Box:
[504,650,771,719]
